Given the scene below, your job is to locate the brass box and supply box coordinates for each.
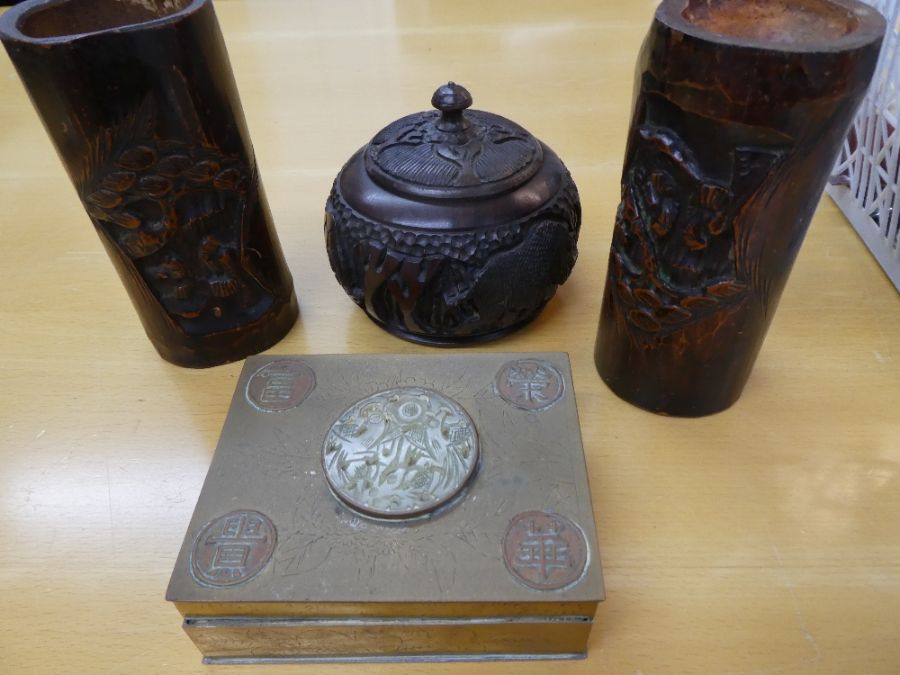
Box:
[167,353,604,663]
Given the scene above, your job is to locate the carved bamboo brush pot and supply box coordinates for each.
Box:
[325,82,581,346]
[594,0,885,416]
[0,0,298,368]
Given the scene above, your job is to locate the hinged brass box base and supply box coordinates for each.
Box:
[167,353,604,662]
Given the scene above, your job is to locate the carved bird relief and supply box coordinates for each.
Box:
[610,125,783,338]
[77,95,274,334]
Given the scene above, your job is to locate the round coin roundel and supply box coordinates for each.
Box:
[190,510,277,588]
[322,387,479,519]
[246,359,316,413]
[503,511,588,591]
[495,359,565,411]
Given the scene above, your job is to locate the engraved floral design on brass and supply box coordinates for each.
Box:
[503,511,587,591]
[495,359,565,411]
[323,387,479,519]
[190,510,277,588]
[246,359,316,413]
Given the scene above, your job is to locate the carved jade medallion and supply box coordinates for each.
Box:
[323,387,479,519]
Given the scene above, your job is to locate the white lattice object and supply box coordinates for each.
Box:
[827,0,900,291]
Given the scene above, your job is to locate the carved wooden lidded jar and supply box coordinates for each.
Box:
[325,82,581,345]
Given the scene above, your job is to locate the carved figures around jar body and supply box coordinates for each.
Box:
[595,0,885,416]
[325,82,581,345]
[0,0,298,367]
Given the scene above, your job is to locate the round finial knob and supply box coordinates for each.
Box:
[431,82,473,115]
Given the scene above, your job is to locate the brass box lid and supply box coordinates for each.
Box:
[167,353,604,662]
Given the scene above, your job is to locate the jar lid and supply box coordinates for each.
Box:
[364,82,544,200]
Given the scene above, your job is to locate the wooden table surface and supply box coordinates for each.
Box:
[2,1,899,673]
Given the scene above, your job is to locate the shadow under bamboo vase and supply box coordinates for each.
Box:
[0,0,298,368]
[594,0,885,416]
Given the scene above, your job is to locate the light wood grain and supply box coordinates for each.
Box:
[1,1,899,673]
